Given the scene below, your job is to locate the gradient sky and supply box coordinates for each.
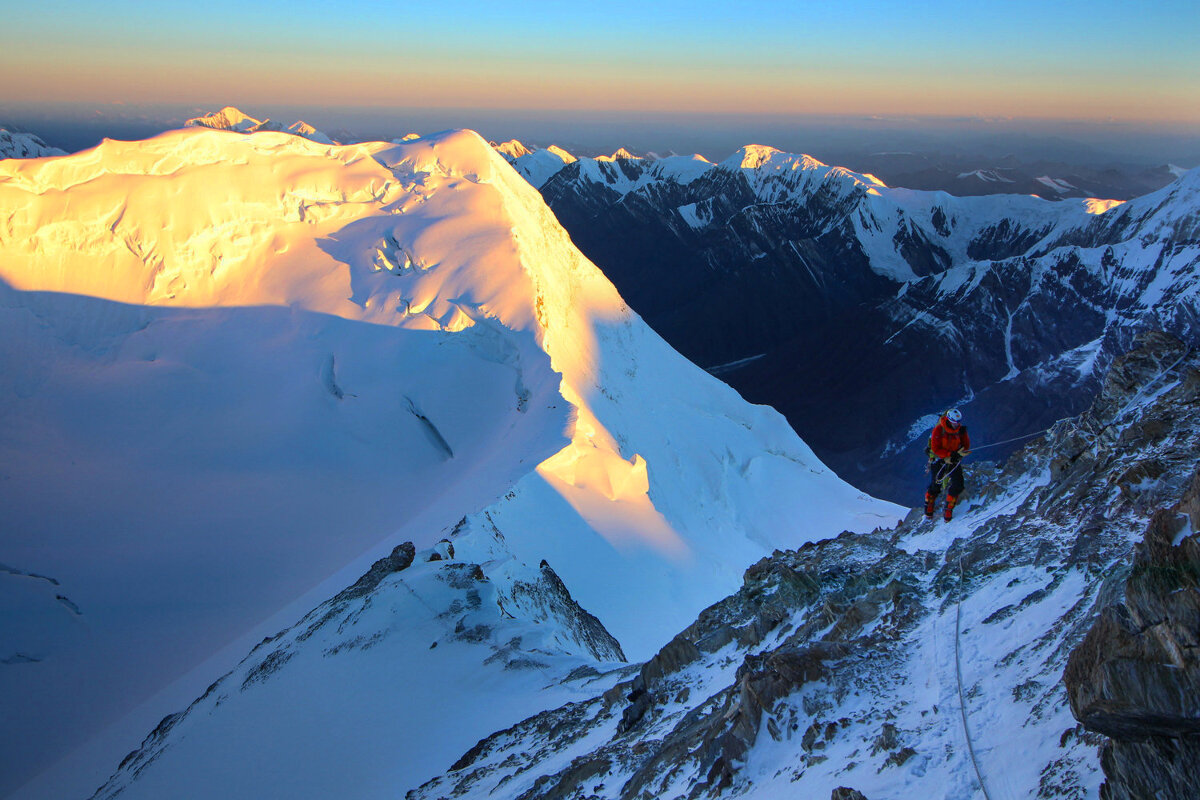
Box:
[4,0,1199,122]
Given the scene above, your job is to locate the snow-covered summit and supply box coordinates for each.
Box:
[718,145,887,189]
[0,127,67,159]
[493,138,534,160]
[184,105,261,132]
[185,106,335,144]
[597,147,639,162]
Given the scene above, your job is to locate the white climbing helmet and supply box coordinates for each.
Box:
[946,408,963,424]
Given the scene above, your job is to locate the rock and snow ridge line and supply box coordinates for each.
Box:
[1,124,899,798]
[89,526,632,800]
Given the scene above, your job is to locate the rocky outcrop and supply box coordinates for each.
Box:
[1064,468,1200,800]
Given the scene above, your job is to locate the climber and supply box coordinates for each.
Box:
[925,408,971,521]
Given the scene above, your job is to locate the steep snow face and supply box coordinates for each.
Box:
[0,127,67,158]
[0,126,899,797]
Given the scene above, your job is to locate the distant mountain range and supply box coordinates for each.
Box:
[184,106,336,144]
[494,139,1200,502]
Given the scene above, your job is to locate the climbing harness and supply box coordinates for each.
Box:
[954,555,994,800]
[934,460,962,492]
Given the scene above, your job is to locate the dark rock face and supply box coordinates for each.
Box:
[334,541,416,601]
[535,157,1200,503]
[412,334,1200,800]
[1064,468,1200,800]
[830,788,869,800]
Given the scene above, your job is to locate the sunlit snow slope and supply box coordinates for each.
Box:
[0,127,900,795]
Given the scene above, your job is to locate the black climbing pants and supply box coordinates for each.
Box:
[928,459,964,498]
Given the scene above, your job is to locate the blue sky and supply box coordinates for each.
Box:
[3,0,1198,121]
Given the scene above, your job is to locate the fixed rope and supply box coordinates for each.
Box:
[970,429,1050,452]
[954,555,995,800]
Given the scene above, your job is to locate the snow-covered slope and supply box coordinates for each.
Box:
[0,127,899,797]
[91,527,631,800]
[411,332,1200,800]
[0,127,67,158]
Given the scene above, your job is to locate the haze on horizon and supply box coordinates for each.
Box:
[5,0,1198,117]
[2,1,1199,168]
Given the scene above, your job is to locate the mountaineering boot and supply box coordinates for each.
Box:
[944,494,958,522]
[924,492,936,519]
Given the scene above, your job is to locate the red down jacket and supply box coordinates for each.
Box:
[930,415,971,460]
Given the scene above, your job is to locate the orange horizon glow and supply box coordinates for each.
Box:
[3,1,1199,126]
[4,53,1198,126]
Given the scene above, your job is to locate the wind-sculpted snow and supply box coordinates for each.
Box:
[411,332,1200,800]
[1,126,898,797]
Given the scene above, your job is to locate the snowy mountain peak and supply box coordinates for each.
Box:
[184,107,335,144]
[185,106,261,132]
[719,144,787,170]
[286,120,334,144]
[1,123,900,797]
[597,147,638,162]
[494,139,534,160]
[509,143,578,188]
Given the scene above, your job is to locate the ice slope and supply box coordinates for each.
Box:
[0,126,900,796]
